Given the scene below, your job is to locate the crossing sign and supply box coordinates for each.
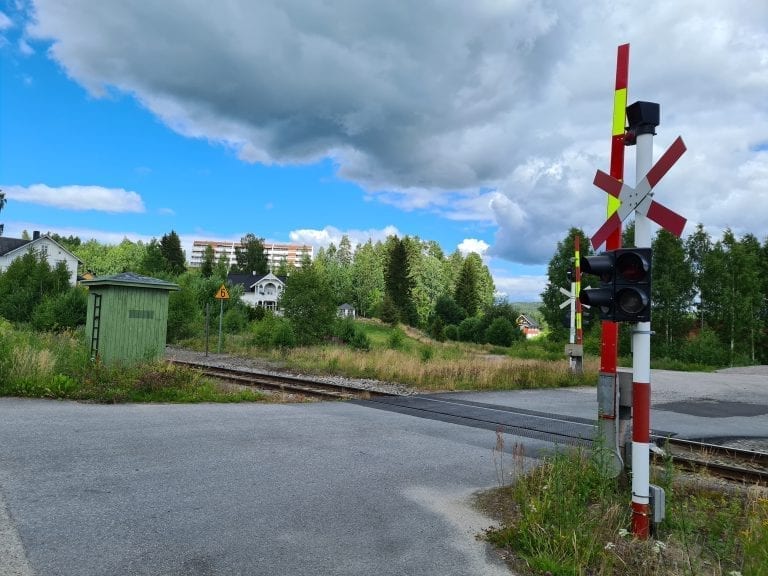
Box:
[214,284,230,300]
[590,136,688,249]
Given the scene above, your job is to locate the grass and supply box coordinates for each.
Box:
[0,321,269,403]
[192,320,599,391]
[481,436,768,575]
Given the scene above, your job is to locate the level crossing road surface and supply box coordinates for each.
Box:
[1,366,766,575]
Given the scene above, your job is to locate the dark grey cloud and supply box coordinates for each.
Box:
[26,0,768,263]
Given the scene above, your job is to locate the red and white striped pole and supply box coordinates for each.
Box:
[630,113,656,539]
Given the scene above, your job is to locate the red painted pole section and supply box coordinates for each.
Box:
[600,43,628,375]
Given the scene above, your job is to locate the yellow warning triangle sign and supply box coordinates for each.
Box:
[214,284,230,300]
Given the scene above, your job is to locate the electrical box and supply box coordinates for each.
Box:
[649,484,666,525]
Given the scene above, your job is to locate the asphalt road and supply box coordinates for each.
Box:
[0,399,537,576]
[2,366,765,575]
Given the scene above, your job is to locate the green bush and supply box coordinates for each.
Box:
[31,287,88,331]
[250,314,296,349]
[679,328,729,367]
[387,327,406,350]
[348,330,371,351]
[458,316,483,343]
[485,317,515,347]
[222,307,248,334]
[444,324,459,341]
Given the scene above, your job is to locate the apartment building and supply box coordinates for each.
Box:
[189,239,313,270]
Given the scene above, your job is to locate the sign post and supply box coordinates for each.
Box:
[214,284,230,354]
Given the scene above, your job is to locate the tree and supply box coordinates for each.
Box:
[685,223,711,329]
[159,230,186,275]
[280,263,337,345]
[409,238,449,326]
[350,240,385,317]
[465,252,495,310]
[232,233,268,274]
[434,295,466,326]
[384,236,417,325]
[337,235,353,266]
[0,251,70,323]
[200,244,215,278]
[485,317,516,347]
[651,229,695,356]
[454,258,479,317]
[140,239,167,277]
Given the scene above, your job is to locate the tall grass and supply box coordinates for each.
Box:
[0,321,267,403]
[483,443,768,575]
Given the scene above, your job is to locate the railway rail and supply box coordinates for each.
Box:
[171,359,397,400]
[654,436,768,485]
[171,359,768,484]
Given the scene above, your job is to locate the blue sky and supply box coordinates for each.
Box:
[2,1,767,301]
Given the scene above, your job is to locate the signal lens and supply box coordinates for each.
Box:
[616,287,648,315]
[616,252,648,282]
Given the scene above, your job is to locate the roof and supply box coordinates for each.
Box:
[0,237,30,256]
[82,272,179,291]
[227,272,287,291]
[0,235,83,263]
[516,314,540,328]
[338,303,354,310]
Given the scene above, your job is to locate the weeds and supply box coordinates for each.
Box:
[0,326,268,403]
[483,440,768,575]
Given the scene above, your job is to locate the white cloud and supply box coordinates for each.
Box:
[457,238,489,256]
[289,225,400,252]
[2,221,154,245]
[493,274,548,303]
[23,0,768,264]
[3,184,145,213]
[0,11,13,30]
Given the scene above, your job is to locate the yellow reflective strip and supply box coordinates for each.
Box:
[576,314,582,330]
[575,281,581,295]
[607,194,620,217]
[612,88,627,136]
[574,249,580,263]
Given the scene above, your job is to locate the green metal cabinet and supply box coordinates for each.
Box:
[83,272,179,364]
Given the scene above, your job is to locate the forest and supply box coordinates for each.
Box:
[541,223,768,366]
[2,219,766,367]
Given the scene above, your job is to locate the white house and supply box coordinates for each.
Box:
[0,232,81,286]
[227,271,286,311]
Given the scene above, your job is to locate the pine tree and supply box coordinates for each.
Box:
[384,236,417,325]
[454,258,479,317]
[159,230,186,275]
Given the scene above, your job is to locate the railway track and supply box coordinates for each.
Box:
[171,359,397,400]
[171,359,768,483]
[654,436,768,485]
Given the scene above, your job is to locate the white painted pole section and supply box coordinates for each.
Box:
[631,130,654,538]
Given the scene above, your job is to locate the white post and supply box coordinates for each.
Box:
[631,128,653,538]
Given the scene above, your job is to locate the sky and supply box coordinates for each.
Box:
[1,1,767,301]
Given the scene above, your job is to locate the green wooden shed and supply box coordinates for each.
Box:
[83,272,179,364]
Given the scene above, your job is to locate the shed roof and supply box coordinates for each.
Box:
[82,272,179,291]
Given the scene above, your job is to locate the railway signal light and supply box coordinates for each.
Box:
[614,248,652,322]
[579,253,615,321]
[579,248,653,323]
